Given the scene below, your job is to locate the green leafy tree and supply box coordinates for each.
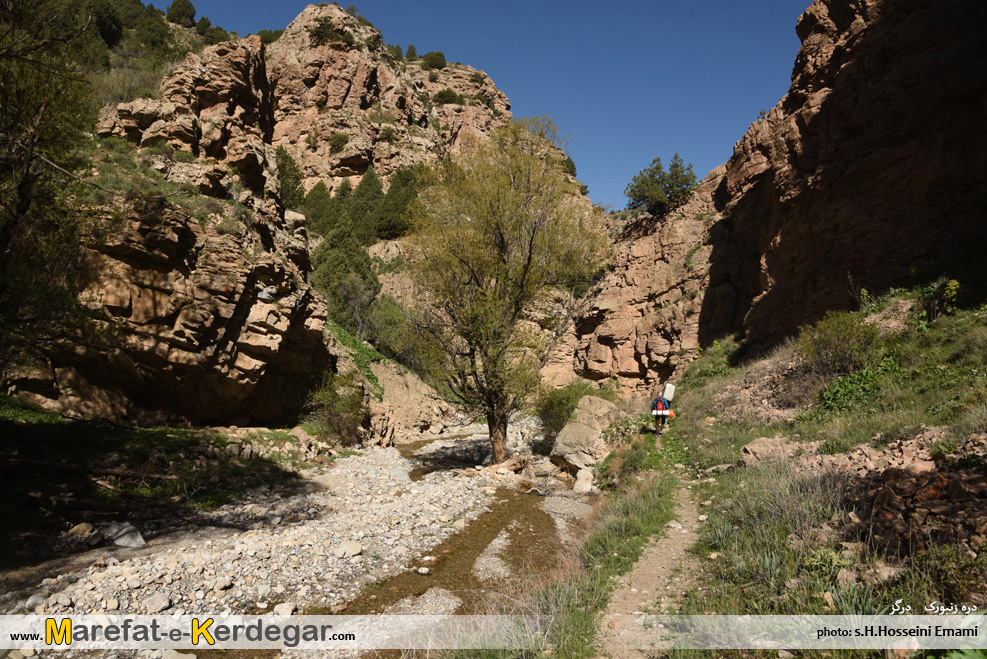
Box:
[257,29,283,44]
[304,179,352,237]
[303,181,334,236]
[624,152,697,215]
[275,146,303,210]
[111,0,144,28]
[405,44,417,60]
[0,0,102,369]
[165,0,195,27]
[87,0,124,48]
[562,156,577,177]
[421,50,445,70]
[311,222,381,337]
[202,25,229,44]
[194,15,210,35]
[134,4,173,58]
[376,165,421,239]
[410,120,609,463]
[348,167,383,245]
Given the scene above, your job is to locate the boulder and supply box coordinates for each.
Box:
[103,521,146,548]
[550,396,621,471]
[573,468,594,494]
[740,435,797,466]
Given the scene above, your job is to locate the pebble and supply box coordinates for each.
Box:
[5,435,506,620]
[144,594,170,613]
[273,602,296,616]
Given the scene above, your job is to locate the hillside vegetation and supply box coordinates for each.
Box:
[661,284,987,618]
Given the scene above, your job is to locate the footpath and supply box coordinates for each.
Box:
[599,469,702,658]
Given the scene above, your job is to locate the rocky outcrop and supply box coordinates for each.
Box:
[370,361,455,439]
[266,4,510,192]
[98,37,279,211]
[702,0,987,347]
[8,205,329,425]
[567,175,723,395]
[25,4,518,425]
[571,0,987,396]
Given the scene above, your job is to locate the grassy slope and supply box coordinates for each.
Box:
[647,288,987,656]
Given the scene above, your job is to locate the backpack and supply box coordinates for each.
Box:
[652,396,668,411]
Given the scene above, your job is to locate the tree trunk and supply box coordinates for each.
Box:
[488,409,510,464]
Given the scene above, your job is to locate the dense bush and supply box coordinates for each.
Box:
[303,180,346,237]
[421,50,446,70]
[432,88,463,105]
[306,370,367,445]
[165,0,195,27]
[134,5,173,57]
[536,379,598,439]
[311,222,381,336]
[405,44,417,60]
[795,311,882,377]
[88,0,124,48]
[375,164,421,239]
[328,132,349,153]
[347,167,383,244]
[308,18,354,46]
[257,29,284,44]
[275,147,303,210]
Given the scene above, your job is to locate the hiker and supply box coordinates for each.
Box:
[651,391,672,433]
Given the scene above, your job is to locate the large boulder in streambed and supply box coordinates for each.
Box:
[550,396,621,472]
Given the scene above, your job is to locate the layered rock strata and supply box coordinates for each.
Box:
[572,0,987,396]
[10,206,329,425]
[266,4,511,192]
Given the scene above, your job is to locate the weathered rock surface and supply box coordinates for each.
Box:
[550,396,622,471]
[803,431,987,564]
[266,4,510,192]
[98,37,279,211]
[568,0,987,396]
[8,206,329,425]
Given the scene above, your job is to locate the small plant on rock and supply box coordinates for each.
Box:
[328,132,349,153]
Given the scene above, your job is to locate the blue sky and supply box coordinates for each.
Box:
[190,0,810,209]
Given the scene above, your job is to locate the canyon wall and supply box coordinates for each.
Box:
[573,0,987,396]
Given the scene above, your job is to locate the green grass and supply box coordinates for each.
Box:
[327,322,385,400]
[532,472,677,659]
[647,291,987,627]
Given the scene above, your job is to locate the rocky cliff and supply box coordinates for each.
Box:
[8,4,513,424]
[267,4,511,191]
[9,202,330,425]
[572,0,987,397]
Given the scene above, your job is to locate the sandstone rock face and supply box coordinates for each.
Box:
[702,0,987,347]
[21,5,517,424]
[9,207,329,425]
[98,37,279,211]
[370,361,455,438]
[570,0,987,396]
[266,4,511,192]
[566,173,723,396]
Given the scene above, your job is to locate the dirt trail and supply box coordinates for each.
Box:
[599,473,701,658]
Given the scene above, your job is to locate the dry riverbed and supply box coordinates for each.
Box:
[0,419,596,659]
